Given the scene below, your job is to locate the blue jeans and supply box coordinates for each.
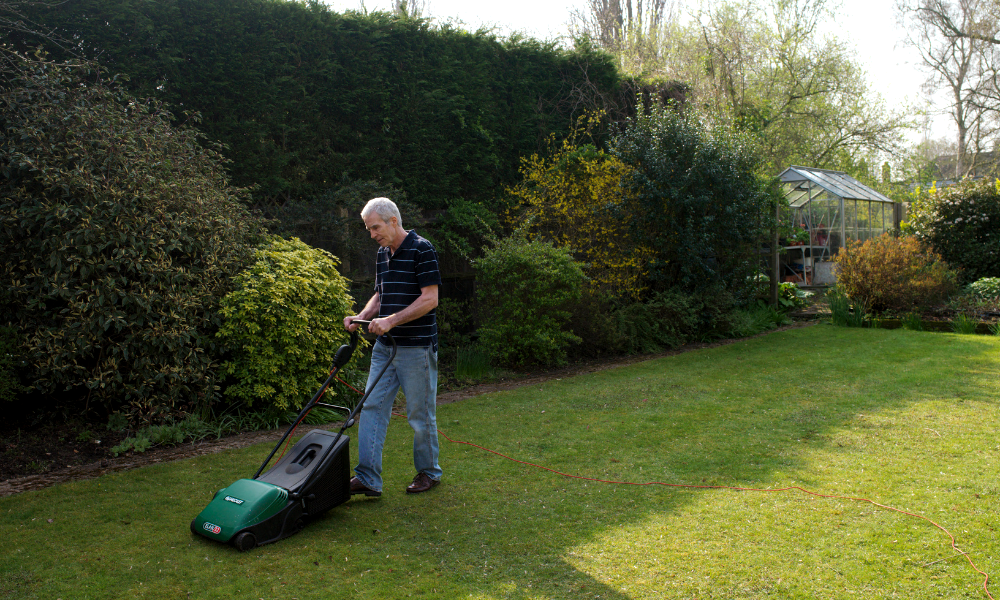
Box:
[354,341,441,492]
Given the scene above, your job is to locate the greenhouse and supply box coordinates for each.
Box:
[776,165,901,285]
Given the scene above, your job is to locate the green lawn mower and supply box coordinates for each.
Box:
[191,321,394,551]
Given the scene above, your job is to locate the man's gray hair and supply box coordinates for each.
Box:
[361,197,402,227]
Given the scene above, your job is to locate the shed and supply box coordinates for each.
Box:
[777,166,902,285]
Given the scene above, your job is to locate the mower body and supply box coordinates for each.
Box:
[191,429,352,550]
[190,324,394,551]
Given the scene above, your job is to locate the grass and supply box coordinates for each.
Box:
[2,326,999,599]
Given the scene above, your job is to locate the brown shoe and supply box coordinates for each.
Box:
[350,476,381,497]
[406,472,440,494]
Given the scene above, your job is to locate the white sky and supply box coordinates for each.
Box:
[323,0,950,146]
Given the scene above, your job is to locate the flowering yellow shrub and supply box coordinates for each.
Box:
[507,128,652,300]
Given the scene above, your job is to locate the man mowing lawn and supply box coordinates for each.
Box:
[344,197,443,497]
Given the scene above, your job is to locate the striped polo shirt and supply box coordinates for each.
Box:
[375,230,442,350]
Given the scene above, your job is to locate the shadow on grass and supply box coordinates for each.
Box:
[1,326,997,599]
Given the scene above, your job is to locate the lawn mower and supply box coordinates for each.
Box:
[191,320,394,551]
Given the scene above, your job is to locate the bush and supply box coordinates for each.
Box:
[965,277,1000,301]
[508,119,651,300]
[833,234,958,313]
[216,236,362,414]
[905,178,1000,283]
[0,64,265,422]
[0,326,24,403]
[610,102,779,300]
[609,290,699,354]
[474,236,586,368]
[724,302,791,339]
[778,282,814,311]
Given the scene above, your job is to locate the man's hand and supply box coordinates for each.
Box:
[344,316,360,332]
[369,317,393,336]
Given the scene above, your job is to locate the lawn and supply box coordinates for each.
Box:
[2,325,999,599]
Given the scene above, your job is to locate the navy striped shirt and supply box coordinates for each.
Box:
[375,230,442,350]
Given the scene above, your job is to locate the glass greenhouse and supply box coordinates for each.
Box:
[776,166,901,285]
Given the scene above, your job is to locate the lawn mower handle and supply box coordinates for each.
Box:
[251,320,396,481]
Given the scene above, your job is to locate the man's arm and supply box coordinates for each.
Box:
[369,285,438,336]
[344,293,381,332]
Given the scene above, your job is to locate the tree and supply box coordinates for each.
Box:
[688,0,910,171]
[574,0,912,173]
[610,102,779,300]
[900,0,998,178]
[569,0,678,75]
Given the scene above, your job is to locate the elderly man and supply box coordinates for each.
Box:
[344,197,442,496]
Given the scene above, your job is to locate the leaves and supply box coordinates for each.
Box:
[216,236,362,413]
[0,63,265,422]
[474,236,585,369]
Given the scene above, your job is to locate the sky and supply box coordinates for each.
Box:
[321,0,949,146]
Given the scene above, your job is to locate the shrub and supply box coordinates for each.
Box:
[474,236,586,368]
[216,236,362,414]
[610,289,699,354]
[964,277,1000,301]
[905,178,1000,283]
[610,102,779,300]
[724,302,791,339]
[901,312,924,331]
[778,282,813,311]
[951,314,979,335]
[833,235,958,313]
[0,326,24,403]
[508,117,651,300]
[0,64,265,422]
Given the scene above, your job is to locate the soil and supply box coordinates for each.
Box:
[0,320,821,498]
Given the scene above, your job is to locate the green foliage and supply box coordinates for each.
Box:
[609,290,699,354]
[474,236,586,368]
[0,63,265,422]
[964,277,1000,301]
[269,178,408,274]
[901,312,924,331]
[833,235,958,313]
[217,236,361,414]
[991,321,1000,336]
[827,287,867,327]
[905,178,1000,283]
[109,411,282,456]
[951,314,979,335]
[24,1,624,208]
[610,103,779,299]
[507,119,651,300]
[0,326,23,403]
[777,282,813,311]
[455,346,491,382]
[724,302,791,339]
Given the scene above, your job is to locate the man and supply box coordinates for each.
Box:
[343,197,442,496]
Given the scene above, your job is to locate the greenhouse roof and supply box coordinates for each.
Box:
[779,166,894,206]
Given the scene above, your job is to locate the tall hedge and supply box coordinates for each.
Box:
[0,64,265,421]
[20,0,625,209]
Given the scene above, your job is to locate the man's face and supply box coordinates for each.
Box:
[364,212,396,248]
